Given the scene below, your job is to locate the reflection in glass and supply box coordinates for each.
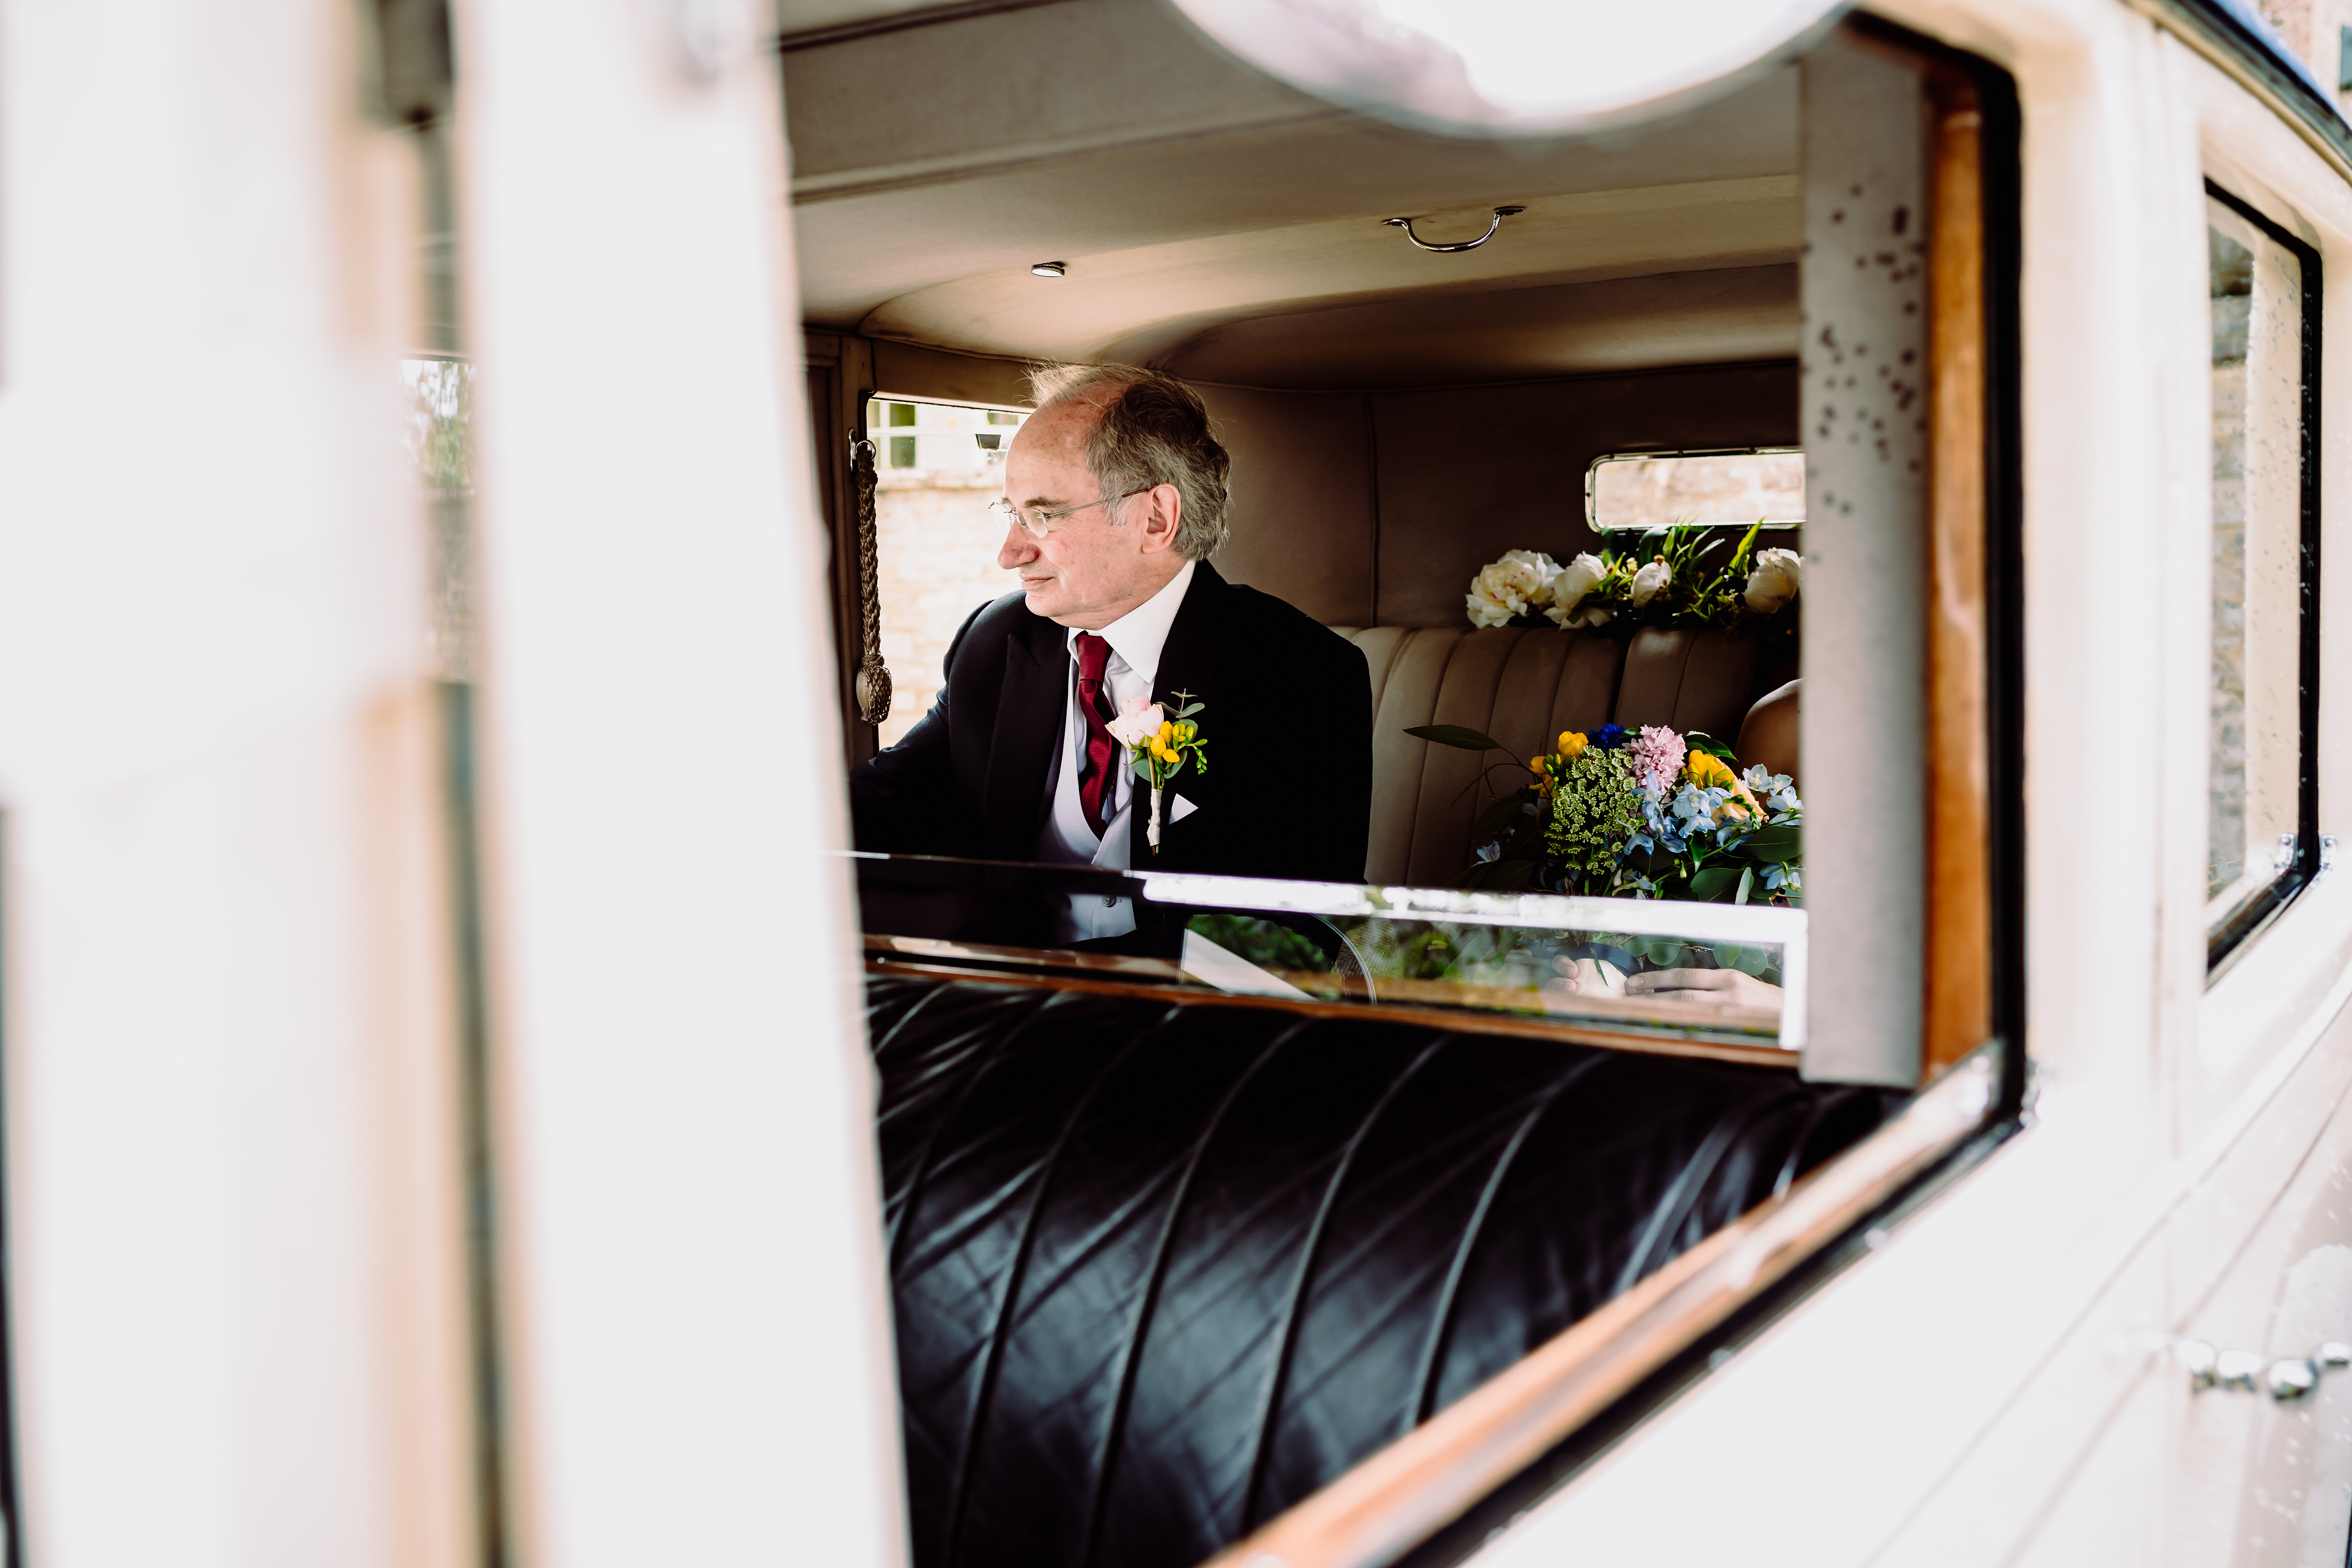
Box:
[854,854,1802,1055]
[403,357,474,681]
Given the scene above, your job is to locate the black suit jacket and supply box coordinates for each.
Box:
[851,561,1373,886]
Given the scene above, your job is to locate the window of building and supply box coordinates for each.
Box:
[1586,447,1805,533]
[869,397,1029,749]
[2205,184,2321,971]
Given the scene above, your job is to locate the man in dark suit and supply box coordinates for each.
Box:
[850,364,1372,945]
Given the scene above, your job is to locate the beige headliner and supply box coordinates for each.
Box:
[786,0,1802,387]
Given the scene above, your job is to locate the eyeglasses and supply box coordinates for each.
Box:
[985,489,1146,538]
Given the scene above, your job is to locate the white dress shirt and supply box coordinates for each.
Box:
[1033,557,1196,942]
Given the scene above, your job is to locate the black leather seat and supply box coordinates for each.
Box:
[870,975,1889,1568]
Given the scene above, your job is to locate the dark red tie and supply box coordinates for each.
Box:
[1074,632,1119,837]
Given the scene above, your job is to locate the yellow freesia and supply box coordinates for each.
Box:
[1558,731,1588,759]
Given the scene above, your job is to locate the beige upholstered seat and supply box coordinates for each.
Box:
[1329,626,1764,887]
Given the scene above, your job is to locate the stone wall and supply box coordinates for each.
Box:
[873,470,1018,749]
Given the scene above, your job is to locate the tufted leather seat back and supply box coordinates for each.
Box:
[1327,626,1763,887]
[874,973,1888,1568]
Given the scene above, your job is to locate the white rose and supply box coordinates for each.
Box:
[1465,550,1560,628]
[1105,701,1163,747]
[1465,588,1515,628]
[1542,554,1607,626]
[1743,548,1803,613]
[1557,601,1613,630]
[1630,559,1672,607]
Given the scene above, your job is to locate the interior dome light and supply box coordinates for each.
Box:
[1167,0,1845,136]
[1030,261,1068,278]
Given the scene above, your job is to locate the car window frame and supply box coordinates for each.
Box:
[2205,177,2325,978]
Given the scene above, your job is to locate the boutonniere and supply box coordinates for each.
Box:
[1107,690,1209,854]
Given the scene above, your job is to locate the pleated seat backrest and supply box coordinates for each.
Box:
[1326,626,1761,888]
[871,972,1889,1568]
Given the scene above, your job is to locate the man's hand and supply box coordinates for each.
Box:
[1545,956,1627,996]
[1622,967,1783,1009]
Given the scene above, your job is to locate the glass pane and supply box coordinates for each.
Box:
[2207,198,2304,933]
[854,855,1803,1055]
[401,357,474,681]
[1589,448,1805,532]
[872,399,1030,748]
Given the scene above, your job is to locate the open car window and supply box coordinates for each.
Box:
[806,13,2021,1567]
[868,397,1029,749]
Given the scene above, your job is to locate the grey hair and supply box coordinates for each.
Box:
[1028,363,1231,560]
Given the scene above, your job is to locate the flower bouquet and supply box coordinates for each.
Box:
[1465,523,1802,635]
[1406,720,1802,904]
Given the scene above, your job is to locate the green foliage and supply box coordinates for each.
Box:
[1545,751,1643,881]
[1406,724,1506,751]
[1185,912,1327,973]
[1684,730,1738,765]
[1453,789,1549,890]
[1576,518,1779,633]
[1688,865,1743,901]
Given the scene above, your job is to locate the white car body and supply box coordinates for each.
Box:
[4,0,2351,1564]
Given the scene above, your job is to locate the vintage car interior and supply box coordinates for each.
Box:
[790,5,2018,1565]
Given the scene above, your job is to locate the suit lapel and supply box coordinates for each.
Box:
[1129,562,1228,867]
[983,612,1065,850]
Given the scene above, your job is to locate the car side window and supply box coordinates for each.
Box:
[2206,186,2321,971]
[866,397,1027,749]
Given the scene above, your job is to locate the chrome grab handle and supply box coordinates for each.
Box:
[2179,1339,2352,1400]
[1380,205,1526,252]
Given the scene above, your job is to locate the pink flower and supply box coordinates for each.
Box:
[1629,724,1685,789]
[1106,700,1164,748]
